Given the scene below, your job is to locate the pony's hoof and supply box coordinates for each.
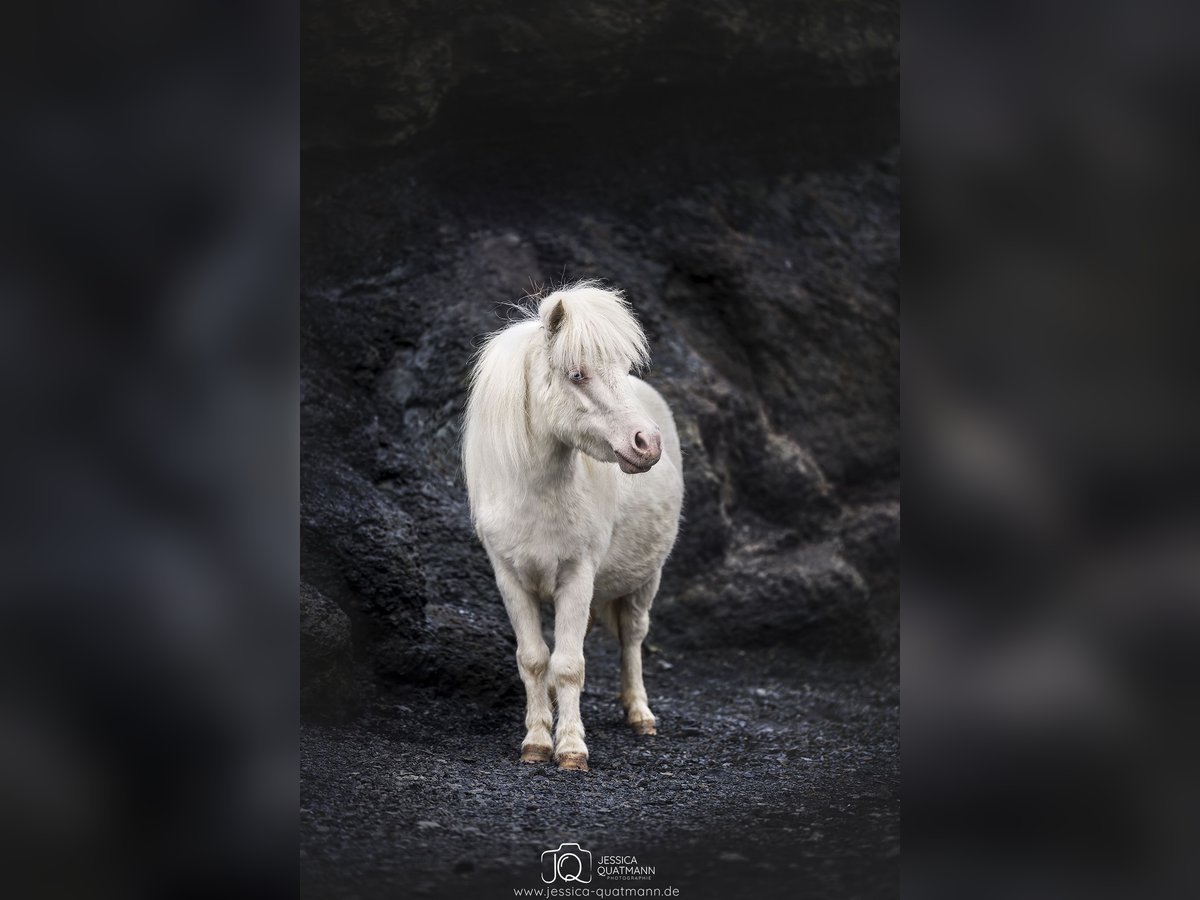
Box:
[556,752,589,771]
[520,744,553,764]
[630,720,657,736]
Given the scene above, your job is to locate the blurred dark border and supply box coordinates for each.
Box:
[0,2,297,896]
[907,1,1200,897]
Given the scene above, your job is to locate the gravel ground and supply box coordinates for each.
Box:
[301,639,899,899]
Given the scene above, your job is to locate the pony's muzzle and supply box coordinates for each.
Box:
[614,427,661,473]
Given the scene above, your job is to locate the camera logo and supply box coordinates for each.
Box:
[541,843,593,884]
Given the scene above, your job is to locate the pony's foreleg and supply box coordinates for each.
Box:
[550,564,595,771]
[619,570,661,735]
[494,565,553,763]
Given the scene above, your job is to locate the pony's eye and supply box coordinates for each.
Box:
[568,370,585,384]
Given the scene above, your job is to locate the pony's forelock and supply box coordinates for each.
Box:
[538,281,650,374]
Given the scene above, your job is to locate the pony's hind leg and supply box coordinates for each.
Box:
[618,570,661,736]
[494,564,553,763]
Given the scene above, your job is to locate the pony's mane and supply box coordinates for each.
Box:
[462,282,649,511]
[463,319,542,499]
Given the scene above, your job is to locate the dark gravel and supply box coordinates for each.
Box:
[301,641,898,899]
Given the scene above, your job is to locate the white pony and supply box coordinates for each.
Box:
[463,283,684,770]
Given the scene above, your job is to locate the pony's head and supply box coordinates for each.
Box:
[537,284,662,473]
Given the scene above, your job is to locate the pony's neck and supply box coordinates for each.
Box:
[465,320,586,515]
[526,434,579,493]
[523,360,580,493]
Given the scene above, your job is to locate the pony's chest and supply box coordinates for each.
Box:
[476,493,610,598]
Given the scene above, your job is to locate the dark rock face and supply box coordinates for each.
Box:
[301,582,358,719]
[303,0,899,149]
[302,1,899,704]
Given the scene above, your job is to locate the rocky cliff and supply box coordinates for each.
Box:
[301,0,899,717]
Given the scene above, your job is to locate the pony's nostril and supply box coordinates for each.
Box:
[632,430,662,459]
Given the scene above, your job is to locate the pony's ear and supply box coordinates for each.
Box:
[545,299,566,336]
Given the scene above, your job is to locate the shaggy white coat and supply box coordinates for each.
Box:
[462,283,684,767]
